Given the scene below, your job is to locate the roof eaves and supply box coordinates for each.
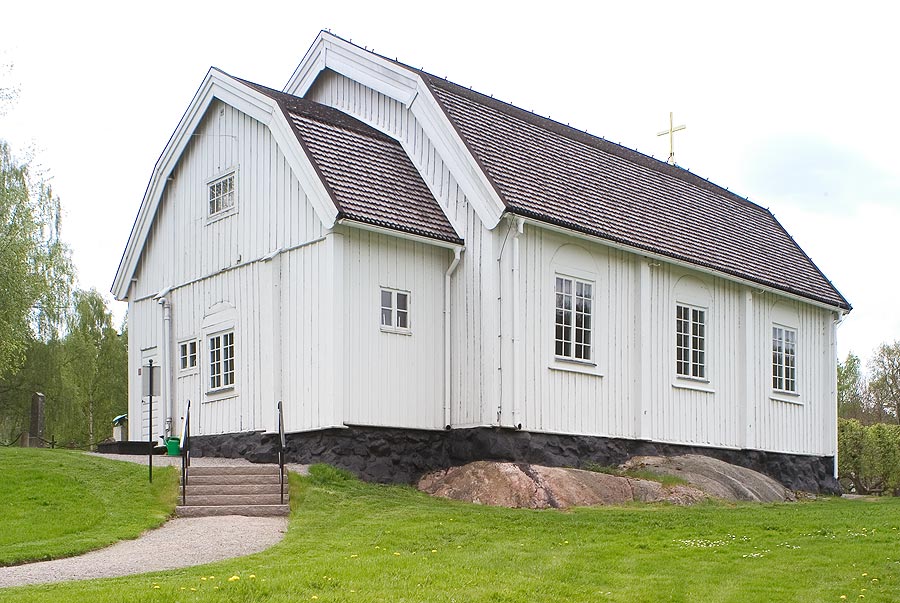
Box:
[510,206,851,311]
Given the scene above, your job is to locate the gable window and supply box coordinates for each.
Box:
[380,289,410,333]
[179,340,198,372]
[676,304,706,379]
[208,172,235,217]
[555,275,593,362]
[772,325,797,393]
[208,331,235,391]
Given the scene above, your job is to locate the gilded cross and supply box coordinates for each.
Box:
[657,112,686,164]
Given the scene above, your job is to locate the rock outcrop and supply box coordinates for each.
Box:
[621,455,796,503]
[417,461,707,509]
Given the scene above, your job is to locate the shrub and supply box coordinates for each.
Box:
[838,418,900,495]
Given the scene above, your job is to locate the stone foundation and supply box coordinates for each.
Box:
[190,425,840,494]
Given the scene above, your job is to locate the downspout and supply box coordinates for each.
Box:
[157,295,174,438]
[833,310,847,480]
[444,247,463,430]
[511,217,525,429]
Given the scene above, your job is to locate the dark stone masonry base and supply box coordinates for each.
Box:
[190,425,841,494]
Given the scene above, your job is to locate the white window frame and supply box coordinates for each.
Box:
[554,274,594,363]
[178,339,198,374]
[206,169,237,221]
[380,288,411,334]
[772,324,798,394]
[207,330,236,393]
[675,303,707,381]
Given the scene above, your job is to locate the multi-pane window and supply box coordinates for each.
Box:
[772,326,797,392]
[208,172,235,217]
[179,340,198,371]
[209,331,235,391]
[554,276,593,361]
[380,289,410,332]
[676,304,706,379]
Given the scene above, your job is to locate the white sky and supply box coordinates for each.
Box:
[1,1,898,365]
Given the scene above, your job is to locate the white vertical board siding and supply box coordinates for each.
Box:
[751,294,835,455]
[648,265,744,449]
[517,224,835,456]
[308,71,496,428]
[342,227,446,429]
[518,227,636,437]
[127,100,330,437]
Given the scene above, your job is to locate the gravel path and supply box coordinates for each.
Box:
[0,453,303,588]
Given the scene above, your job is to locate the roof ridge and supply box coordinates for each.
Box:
[420,73,773,216]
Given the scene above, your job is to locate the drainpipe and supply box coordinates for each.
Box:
[511,217,525,429]
[157,295,174,438]
[444,247,463,430]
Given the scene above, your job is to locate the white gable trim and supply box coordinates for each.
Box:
[284,31,506,230]
[111,69,338,300]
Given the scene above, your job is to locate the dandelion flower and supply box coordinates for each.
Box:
[190,588,197,592]
[312,596,319,600]
[862,573,868,577]
[350,554,358,558]
[228,575,240,582]
[394,552,401,556]
[180,587,186,590]
[152,585,160,589]
[431,550,437,553]
[201,577,207,581]
[841,596,847,600]
[249,574,256,579]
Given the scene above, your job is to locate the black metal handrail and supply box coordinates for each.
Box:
[181,400,191,506]
[277,400,285,505]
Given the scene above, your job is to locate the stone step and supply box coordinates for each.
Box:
[183,483,288,496]
[175,504,290,518]
[185,473,282,486]
[187,465,283,476]
[182,493,287,506]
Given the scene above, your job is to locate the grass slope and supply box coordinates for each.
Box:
[3,464,899,602]
[0,448,177,566]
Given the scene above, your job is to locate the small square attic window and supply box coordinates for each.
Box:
[209,172,235,217]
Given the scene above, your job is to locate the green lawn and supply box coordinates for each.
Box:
[0,447,176,566]
[2,463,898,602]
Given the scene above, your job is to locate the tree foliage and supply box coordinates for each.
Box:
[0,141,73,379]
[838,418,900,495]
[870,342,900,424]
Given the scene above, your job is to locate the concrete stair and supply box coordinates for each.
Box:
[176,464,290,517]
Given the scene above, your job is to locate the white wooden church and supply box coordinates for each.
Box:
[113,32,850,490]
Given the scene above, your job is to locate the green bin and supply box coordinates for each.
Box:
[165,437,181,456]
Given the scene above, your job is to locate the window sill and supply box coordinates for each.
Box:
[380,327,412,336]
[206,208,237,225]
[549,361,603,377]
[178,369,199,377]
[205,387,236,400]
[770,391,802,405]
[671,380,715,394]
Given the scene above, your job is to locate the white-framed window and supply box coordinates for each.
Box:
[555,275,593,362]
[676,304,706,379]
[208,331,235,391]
[178,340,198,372]
[380,288,410,333]
[772,325,797,393]
[208,171,235,217]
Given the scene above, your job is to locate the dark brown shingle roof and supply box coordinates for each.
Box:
[244,80,461,245]
[419,74,849,310]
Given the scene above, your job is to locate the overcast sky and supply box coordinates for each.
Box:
[1,1,897,364]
